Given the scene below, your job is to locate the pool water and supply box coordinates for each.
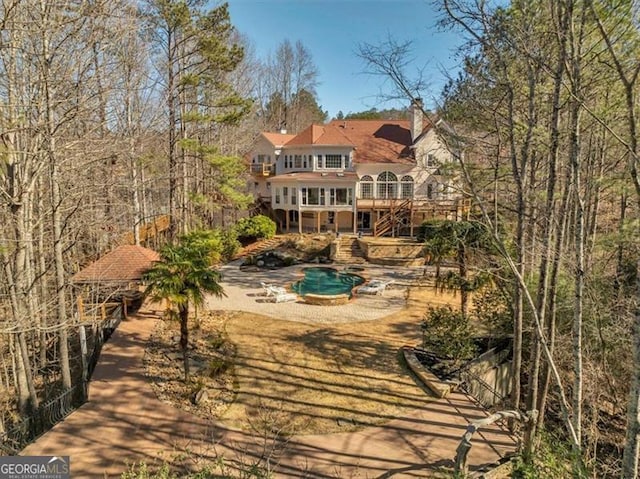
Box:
[292,267,365,297]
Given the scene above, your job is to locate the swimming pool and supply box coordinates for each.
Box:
[292,267,365,297]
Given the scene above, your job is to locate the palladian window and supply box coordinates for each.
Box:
[400,175,414,199]
[377,171,398,199]
[360,175,373,199]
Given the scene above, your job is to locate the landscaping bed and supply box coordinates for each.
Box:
[143,311,236,420]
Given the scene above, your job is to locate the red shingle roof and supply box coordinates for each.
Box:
[284,124,354,147]
[72,245,160,283]
[262,132,296,146]
[327,120,417,164]
[265,119,432,165]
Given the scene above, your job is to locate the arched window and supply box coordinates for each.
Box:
[377,171,398,199]
[360,175,373,199]
[400,175,414,199]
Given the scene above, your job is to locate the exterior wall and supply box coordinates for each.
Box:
[271,180,356,212]
[251,178,271,201]
[413,128,454,169]
[250,136,277,166]
[353,131,457,202]
[280,146,355,173]
[247,124,465,235]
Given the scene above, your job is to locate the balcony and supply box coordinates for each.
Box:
[250,163,274,177]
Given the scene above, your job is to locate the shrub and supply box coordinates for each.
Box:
[471,286,512,337]
[421,306,477,361]
[209,333,226,349]
[417,219,445,242]
[208,357,231,378]
[121,462,176,479]
[283,256,297,266]
[235,215,276,240]
[180,228,240,264]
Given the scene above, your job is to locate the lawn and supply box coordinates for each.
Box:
[217,285,459,434]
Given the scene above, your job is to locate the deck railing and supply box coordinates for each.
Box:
[250,163,274,176]
[0,384,86,455]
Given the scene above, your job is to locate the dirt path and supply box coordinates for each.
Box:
[22,289,516,478]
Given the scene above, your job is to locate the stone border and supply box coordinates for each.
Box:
[303,293,350,306]
[402,345,459,398]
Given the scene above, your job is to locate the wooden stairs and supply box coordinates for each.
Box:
[373,199,412,237]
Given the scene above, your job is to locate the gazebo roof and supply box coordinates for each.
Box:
[72,245,160,284]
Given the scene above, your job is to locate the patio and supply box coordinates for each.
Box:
[208,260,422,324]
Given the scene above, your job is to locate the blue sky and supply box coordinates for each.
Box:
[226,0,467,119]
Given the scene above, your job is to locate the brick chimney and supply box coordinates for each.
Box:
[410,98,423,143]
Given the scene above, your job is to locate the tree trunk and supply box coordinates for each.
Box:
[458,242,469,318]
[525,2,567,452]
[567,0,586,457]
[167,23,178,239]
[179,304,190,382]
[40,5,72,390]
[622,262,640,478]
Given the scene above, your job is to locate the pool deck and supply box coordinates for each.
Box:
[208,261,423,324]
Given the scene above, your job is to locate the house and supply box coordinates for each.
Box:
[248,100,470,236]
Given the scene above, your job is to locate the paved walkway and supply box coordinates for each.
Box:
[23,265,517,478]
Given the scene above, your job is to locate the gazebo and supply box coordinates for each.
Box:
[72,245,160,321]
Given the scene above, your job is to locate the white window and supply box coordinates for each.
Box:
[325,154,341,168]
[401,175,414,199]
[317,155,323,168]
[334,188,349,205]
[377,171,398,199]
[294,155,302,168]
[283,187,288,203]
[426,153,437,167]
[301,187,325,205]
[360,175,373,199]
[275,187,281,204]
[291,187,297,205]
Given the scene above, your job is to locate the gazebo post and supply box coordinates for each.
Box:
[76,295,86,322]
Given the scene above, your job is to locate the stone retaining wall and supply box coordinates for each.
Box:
[303,293,350,306]
[359,239,425,266]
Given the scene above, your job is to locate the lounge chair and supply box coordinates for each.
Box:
[261,282,287,297]
[358,279,394,295]
[272,291,298,303]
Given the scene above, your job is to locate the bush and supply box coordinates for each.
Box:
[417,219,445,242]
[235,215,276,241]
[121,462,176,479]
[283,256,297,266]
[208,357,231,378]
[180,228,240,264]
[471,286,512,337]
[421,306,477,361]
